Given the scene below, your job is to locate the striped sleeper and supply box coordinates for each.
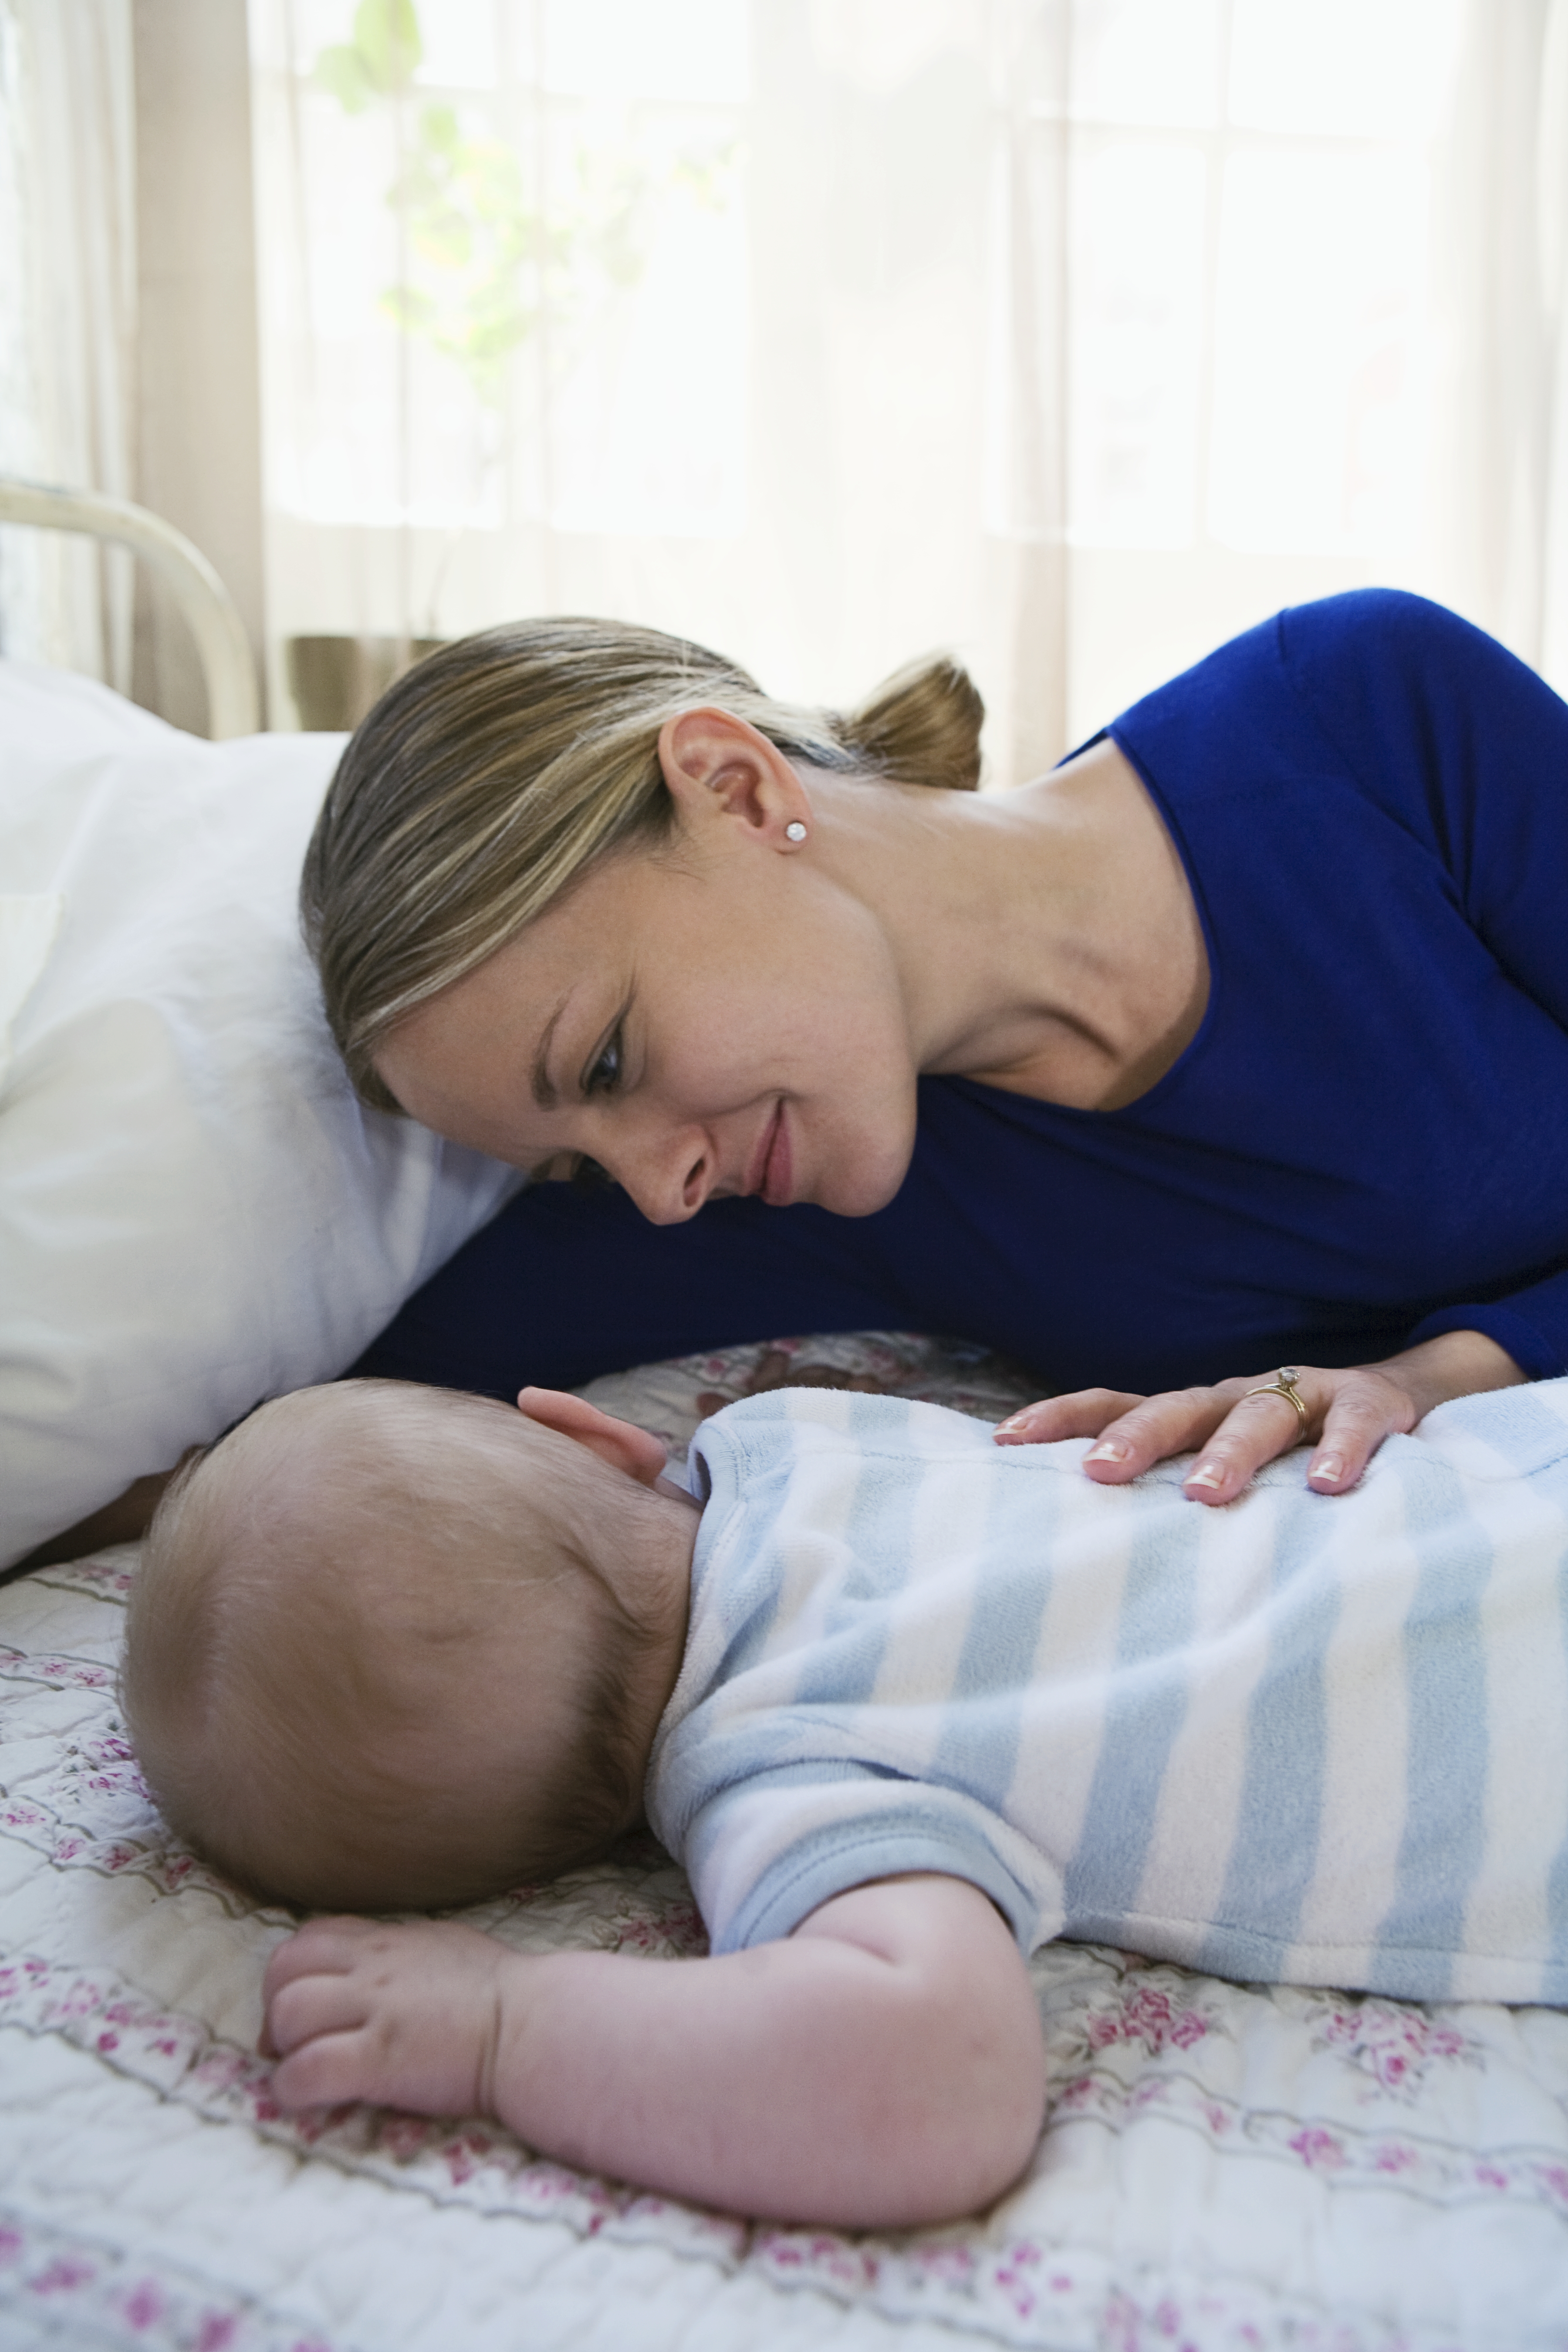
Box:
[646,1382,1568,2003]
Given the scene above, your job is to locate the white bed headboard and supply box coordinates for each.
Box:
[0,477,260,738]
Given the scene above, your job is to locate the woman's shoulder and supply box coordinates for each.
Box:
[1110,588,1565,850]
[1114,590,1507,747]
[1271,587,1556,743]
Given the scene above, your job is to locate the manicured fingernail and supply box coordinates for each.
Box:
[1186,1462,1226,1490]
[1087,1440,1129,1462]
[1312,1455,1344,1484]
[997,1413,1030,1433]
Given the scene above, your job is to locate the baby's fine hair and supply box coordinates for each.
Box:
[122,1381,665,1912]
[301,614,984,1110]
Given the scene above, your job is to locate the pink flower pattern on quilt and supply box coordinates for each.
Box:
[1311,2000,1480,2102]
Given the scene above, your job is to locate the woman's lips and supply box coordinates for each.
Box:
[740,1100,794,1206]
[760,1100,793,1206]
[740,1104,777,1200]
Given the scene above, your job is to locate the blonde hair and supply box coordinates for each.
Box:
[122,1382,668,1912]
[301,616,983,1111]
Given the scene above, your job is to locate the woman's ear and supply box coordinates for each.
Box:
[516,1386,669,1487]
[656,707,811,844]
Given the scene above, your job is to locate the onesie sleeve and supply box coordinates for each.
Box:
[1280,591,1568,1379]
[677,1759,1063,1956]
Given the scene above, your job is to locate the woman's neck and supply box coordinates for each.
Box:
[811,739,1210,1114]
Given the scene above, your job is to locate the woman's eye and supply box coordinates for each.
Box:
[586,1027,623,1096]
[571,1155,614,1193]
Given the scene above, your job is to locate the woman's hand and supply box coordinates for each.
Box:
[993,1330,1526,1504]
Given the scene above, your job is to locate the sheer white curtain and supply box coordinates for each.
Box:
[0,0,137,687]
[240,0,1568,755]
[1439,0,1568,686]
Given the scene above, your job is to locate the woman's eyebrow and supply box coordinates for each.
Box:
[531,993,572,1109]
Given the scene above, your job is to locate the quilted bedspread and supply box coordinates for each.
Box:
[4,1335,1568,2352]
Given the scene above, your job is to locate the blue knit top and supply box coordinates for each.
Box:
[358,591,1568,1398]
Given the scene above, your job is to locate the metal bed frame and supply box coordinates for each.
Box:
[0,477,260,738]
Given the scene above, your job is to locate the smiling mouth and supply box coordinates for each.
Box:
[744,1099,793,1206]
[759,1100,793,1206]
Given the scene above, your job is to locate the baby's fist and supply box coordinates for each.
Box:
[263,1914,514,2121]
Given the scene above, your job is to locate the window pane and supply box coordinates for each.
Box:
[810,0,984,96]
[1072,0,1223,130]
[258,6,748,539]
[415,0,497,91]
[544,109,747,534]
[1207,147,1433,555]
[1228,0,1463,139]
[1070,139,1206,546]
[542,0,749,104]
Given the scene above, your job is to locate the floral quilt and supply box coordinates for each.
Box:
[3,1333,1568,2352]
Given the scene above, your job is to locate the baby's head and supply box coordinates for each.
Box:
[122,1379,695,1912]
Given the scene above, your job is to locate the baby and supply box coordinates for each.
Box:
[123,1374,1568,2229]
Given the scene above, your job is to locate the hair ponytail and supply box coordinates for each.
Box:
[833,652,984,792]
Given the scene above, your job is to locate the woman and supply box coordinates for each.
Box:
[306,588,1568,1507]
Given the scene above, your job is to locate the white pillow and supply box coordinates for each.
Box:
[0,662,522,1569]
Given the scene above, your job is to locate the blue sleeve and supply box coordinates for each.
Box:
[677,1763,1055,1957]
[1282,592,1568,1378]
[1280,593,1568,1028]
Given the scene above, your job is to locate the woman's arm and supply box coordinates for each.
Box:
[263,1873,1044,2229]
[997,1329,1526,1503]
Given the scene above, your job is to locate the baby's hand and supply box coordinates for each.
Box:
[263,1914,514,2119]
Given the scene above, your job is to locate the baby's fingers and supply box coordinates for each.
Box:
[271,2027,382,2112]
[994,1389,1146,1446]
[263,1916,383,2007]
[266,1965,376,2060]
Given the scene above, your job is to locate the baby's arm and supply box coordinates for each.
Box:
[262,1873,1044,2229]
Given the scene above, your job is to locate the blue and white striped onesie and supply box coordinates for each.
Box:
[645,1384,1568,2004]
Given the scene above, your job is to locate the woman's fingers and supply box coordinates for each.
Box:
[1152,1366,1417,1506]
[1303,1368,1419,1494]
[1176,1378,1323,1505]
[994,1390,1147,1445]
[997,1362,1450,1504]
[1076,1386,1245,1489]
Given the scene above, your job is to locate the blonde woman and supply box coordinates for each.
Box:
[305,588,1568,1505]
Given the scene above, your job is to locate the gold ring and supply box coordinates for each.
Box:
[1242,1365,1310,1438]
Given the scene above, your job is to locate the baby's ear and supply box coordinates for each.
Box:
[516,1387,669,1487]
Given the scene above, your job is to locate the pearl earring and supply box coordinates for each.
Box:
[785,821,808,842]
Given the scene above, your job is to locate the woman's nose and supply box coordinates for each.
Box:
[613,1129,713,1225]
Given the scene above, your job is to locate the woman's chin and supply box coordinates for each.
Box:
[808,1135,915,1219]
